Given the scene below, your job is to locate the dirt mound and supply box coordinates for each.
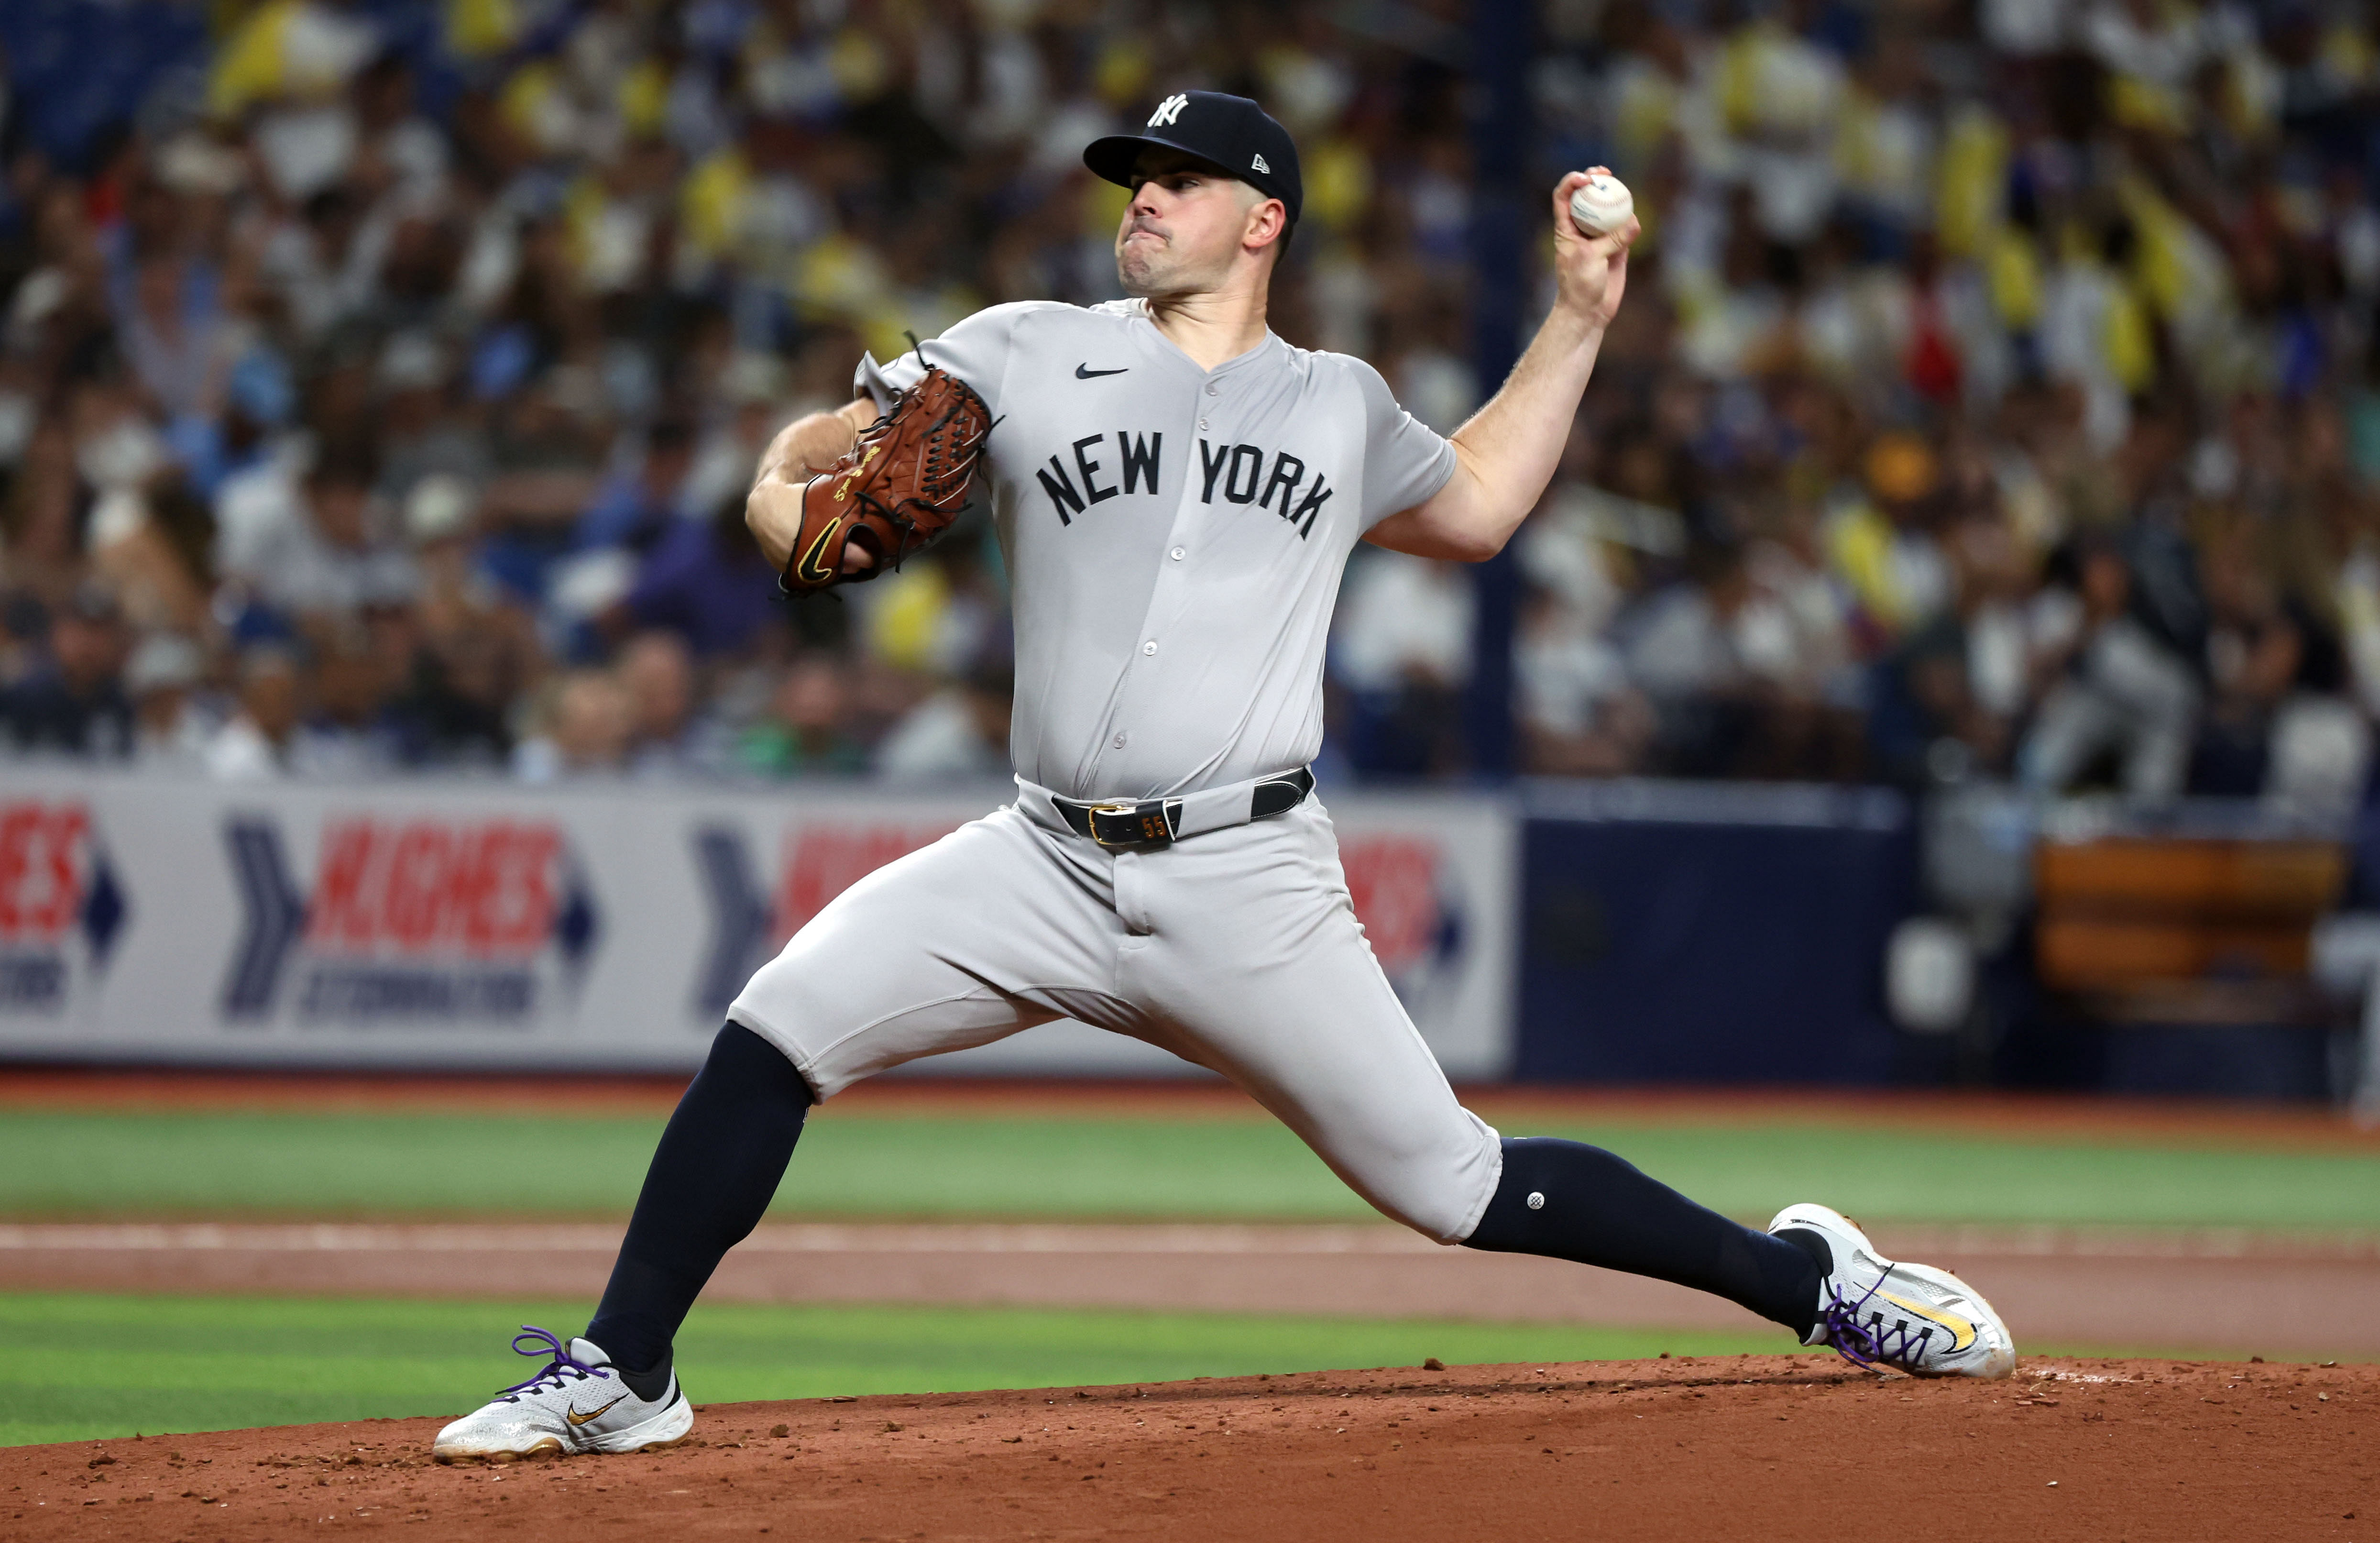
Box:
[8,1356,2372,1541]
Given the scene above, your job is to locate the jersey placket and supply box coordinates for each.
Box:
[1083,338,1260,794]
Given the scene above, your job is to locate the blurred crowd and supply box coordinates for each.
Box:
[5,0,2380,807]
[1338,0,2380,811]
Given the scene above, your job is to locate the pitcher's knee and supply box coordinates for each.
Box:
[1340,1120,1504,1244]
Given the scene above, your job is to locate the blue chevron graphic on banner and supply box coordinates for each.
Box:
[221,818,307,1018]
[79,845,127,969]
[692,826,772,1022]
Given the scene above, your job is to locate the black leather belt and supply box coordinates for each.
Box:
[1053,768,1315,851]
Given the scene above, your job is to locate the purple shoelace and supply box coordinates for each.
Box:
[1816,1271,1936,1373]
[494,1325,614,1399]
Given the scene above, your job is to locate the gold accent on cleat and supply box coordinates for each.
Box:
[566,1395,628,1427]
[1871,1289,1977,1352]
[435,1437,563,1465]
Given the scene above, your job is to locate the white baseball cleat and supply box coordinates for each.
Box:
[1769,1203,2016,1380]
[432,1327,693,1462]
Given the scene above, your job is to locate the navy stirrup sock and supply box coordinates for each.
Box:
[587,1022,813,1394]
[1464,1137,1823,1337]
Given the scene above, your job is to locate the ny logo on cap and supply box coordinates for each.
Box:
[1149,94,1188,127]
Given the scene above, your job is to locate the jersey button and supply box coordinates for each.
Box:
[1112,732,1128,749]
[1142,640,1158,656]
[1169,546,1185,561]
[1198,418,1209,430]
[1205,384,1218,396]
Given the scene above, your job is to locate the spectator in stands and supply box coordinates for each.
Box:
[205,644,305,781]
[616,629,720,777]
[238,451,417,621]
[119,251,232,425]
[124,629,212,769]
[2193,523,2310,797]
[2019,535,2201,803]
[614,493,783,659]
[1624,540,1766,778]
[392,475,538,767]
[577,417,697,558]
[513,669,634,783]
[1515,580,1653,777]
[851,528,1010,686]
[373,334,488,510]
[1824,434,1953,648]
[0,584,132,758]
[739,652,867,778]
[2191,520,2372,812]
[290,623,396,779]
[1330,551,1474,777]
[1869,512,2031,786]
[877,661,1015,784]
[88,474,216,641]
[476,383,607,609]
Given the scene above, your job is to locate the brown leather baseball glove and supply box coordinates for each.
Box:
[778,364,994,594]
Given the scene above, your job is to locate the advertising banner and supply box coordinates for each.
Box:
[0,771,1515,1079]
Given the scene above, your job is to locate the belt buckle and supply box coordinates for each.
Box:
[1088,800,1171,850]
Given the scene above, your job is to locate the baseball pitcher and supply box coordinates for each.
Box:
[434,92,2012,1463]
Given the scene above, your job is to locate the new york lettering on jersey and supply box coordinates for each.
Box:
[1195,438,1332,538]
[1033,430,1163,523]
[1027,428,1330,543]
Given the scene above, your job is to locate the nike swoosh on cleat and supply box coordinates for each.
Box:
[566,1395,629,1426]
[1075,364,1128,378]
[1872,1289,1977,1352]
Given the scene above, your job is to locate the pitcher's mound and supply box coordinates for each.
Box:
[8,1356,2370,1541]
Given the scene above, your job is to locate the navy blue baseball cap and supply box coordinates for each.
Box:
[1084,91,1303,227]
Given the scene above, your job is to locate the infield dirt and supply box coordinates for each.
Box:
[7,1356,2370,1543]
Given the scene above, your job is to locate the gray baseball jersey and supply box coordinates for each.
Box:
[857,299,1457,801]
[731,298,1503,1246]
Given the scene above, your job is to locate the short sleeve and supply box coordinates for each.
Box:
[853,301,1055,416]
[1351,359,1459,529]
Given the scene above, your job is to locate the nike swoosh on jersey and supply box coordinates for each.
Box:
[1870,1289,1977,1352]
[1075,364,1129,378]
[565,1394,629,1426]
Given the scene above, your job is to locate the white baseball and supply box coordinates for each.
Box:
[1568,173,1634,237]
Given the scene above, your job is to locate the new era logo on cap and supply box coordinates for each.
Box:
[1252,153,1269,173]
[1149,94,1188,127]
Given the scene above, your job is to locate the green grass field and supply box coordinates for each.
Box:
[0,1292,1804,1449]
[7,1101,2371,1450]
[3,1106,2376,1230]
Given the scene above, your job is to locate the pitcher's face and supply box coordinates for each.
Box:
[1115,148,1279,298]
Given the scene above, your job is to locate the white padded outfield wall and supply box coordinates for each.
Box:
[0,770,1517,1080]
